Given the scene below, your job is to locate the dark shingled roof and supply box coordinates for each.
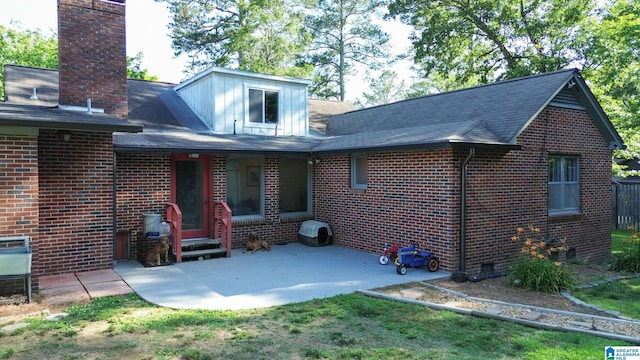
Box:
[0,65,141,133]
[319,68,624,152]
[308,99,356,135]
[0,65,624,153]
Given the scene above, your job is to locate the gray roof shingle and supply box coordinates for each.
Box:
[326,69,574,142]
[1,65,624,153]
[319,68,624,152]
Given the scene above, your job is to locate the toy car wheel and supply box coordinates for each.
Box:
[427,258,440,272]
[379,255,389,265]
[396,265,407,275]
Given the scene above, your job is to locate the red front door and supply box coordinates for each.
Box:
[171,154,211,239]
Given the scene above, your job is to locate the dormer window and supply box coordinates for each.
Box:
[249,88,279,124]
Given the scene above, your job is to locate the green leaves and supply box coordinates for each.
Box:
[388,0,595,86]
[160,0,312,78]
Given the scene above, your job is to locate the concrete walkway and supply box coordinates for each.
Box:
[114,242,449,311]
[39,269,133,305]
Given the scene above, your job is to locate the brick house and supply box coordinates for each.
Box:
[0,0,624,295]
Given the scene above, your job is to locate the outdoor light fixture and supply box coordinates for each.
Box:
[308,156,320,165]
[58,130,72,142]
[188,153,200,159]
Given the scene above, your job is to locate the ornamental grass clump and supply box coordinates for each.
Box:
[507,225,576,293]
[610,229,640,273]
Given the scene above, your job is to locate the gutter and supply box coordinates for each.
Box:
[453,147,475,282]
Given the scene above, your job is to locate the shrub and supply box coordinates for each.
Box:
[507,225,576,293]
[610,230,640,273]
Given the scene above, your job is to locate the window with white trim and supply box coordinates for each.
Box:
[548,156,579,215]
[249,88,279,124]
[351,154,367,189]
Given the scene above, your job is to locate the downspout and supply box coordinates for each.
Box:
[112,150,118,264]
[453,147,475,282]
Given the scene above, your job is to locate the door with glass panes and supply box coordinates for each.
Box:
[171,154,211,239]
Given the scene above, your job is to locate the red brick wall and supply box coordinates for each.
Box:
[0,134,39,292]
[542,106,612,262]
[58,0,127,118]
[463,106,612,273]
[116,154,309,258]
[314,150,460,271]
[38,130,114,275]
[116,153,171,259]
[0,134,39,237]
[314,105,613,274]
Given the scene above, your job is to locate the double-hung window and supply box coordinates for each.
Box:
[249,88,279,124]
[351,154,368,189]
[548,156,579,215]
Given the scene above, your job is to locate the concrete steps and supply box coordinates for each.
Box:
[180,238,228,261]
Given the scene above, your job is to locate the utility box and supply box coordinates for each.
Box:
[299,220,333,247]
[0,236,32,303]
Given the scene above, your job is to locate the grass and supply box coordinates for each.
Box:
[572,275,640,319]
[0,293,632,359]
[612,229,633,254]
[1,230,638,359]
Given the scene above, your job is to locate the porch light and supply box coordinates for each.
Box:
[188,153,200,159]
[58,130,72,142]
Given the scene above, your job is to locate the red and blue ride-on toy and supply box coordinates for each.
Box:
[394,241,440,275]
[378,242,399,265]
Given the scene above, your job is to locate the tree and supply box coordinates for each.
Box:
[580,0,640,176]
[1,24,161,98]
[0,23,57,98]
[303,0,392,101]
[127,52,159,81]
[353,69,407,107]
[158,0,312,78]
[387,0,595,86]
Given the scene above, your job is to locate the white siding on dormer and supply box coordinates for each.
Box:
[176,68,309,136]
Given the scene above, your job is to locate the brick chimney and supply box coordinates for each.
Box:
[57,0,127,119]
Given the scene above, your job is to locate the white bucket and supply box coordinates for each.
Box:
[142,213,161,235]
[159,221,170,237]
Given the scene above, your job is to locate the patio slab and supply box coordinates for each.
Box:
[76,269,123,284]
[39,273,78,290]
[115,242,449,311]
[38,269,133,305]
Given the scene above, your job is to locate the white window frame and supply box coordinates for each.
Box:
[351,154,368,189]
[246,86,280,125]
[548,155,579,215]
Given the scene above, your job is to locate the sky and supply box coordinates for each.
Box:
[0,0,188,84]
[0,0,414,102]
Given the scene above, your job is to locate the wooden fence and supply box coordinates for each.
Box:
[612,179,640,230]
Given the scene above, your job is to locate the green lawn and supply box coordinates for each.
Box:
[1,230,637,360]
[612,229,634,254]
[0,293,630,360]
[572,276,640,319]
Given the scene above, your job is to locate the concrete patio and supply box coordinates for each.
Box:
[41,242,449,310]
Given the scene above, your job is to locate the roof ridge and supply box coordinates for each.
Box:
[345,68,578,114]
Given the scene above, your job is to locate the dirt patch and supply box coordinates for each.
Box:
[425,262,620,314]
